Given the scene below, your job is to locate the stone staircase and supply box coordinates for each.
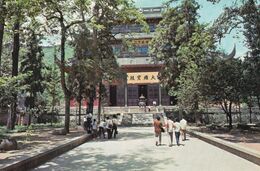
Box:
[100,106,174,126]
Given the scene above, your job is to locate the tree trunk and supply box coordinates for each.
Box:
[193,96,201,125]
[64,95,70,133]
[228,102,233,129]
[51,106,54,126]
[0,19,4,75]
[249,105,252,124]
[97,82,102,123]
[88,95,94,114]
[12,21,20,77]
[51,95,55,126]
[7,103,17,130]
[0,0,5,75]
[60,23,70,133]
[28,112,31,127]
[221,101,233,129]
[228,113,232,129]
[238,103,241,123]
[257,95,260,111]
[7,20,20,130]
[78,99,82,125]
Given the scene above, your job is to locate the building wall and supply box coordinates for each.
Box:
[107,7,172,107]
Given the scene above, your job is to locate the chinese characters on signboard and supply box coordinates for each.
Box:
[127,72,159,84]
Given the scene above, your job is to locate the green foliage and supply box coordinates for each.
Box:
[150,0,200,90]
[43,64,63,112]
[170,25,215,110]
[20,24,45,109]
[201,58,243,104]
[0,74,28,107]
[150,0,212,113]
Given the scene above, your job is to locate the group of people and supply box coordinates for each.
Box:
[153,115,187,147]
[83,114,118,139]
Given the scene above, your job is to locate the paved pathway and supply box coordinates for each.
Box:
[34,127,260,171]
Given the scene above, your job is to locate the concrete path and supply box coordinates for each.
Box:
[33,127,260,171]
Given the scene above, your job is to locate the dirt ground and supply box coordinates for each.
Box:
[190,126,260,153]
[0,126,86,169]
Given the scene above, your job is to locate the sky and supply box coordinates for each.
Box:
[134,0,248,57]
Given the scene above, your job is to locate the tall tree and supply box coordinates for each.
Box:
[150,0,199,90]
[200,57,243,129]
[43,0,90,133]
[174,25,215,123]
[44,63,63,126]
[20,23,45,125]
[150,0,202,122]
[241,0,260,111]
[5,0,43,129]
[87,0,146,122]
[0,0,6,75]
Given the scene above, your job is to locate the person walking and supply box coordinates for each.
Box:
[166,117,174,147]
[98,119,106,139]
[153,116,163,146]
[112,115,118,138]
[180,118,187,141]
[174,118,181,146]
[106,117,113,139]
[92,119,98,137]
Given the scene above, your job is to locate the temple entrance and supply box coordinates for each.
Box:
[138,85,147,100]
[109,85,117,106]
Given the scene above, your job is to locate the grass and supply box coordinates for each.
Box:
[0,122,64,139]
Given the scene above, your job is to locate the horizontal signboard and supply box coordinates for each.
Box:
[127,72,159,84]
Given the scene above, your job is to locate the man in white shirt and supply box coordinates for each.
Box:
[180,118,187,141]
[112,115,118,138]
[98,120,106,139]
[106,117,113,139]
[174,119,181,146]
[166,117,174,146]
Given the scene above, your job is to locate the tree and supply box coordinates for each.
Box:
[88,0,146,122]
[173,25,215,123]
[150,0,203,122]
[4,0,42,129]
[0,0,6,75]
[0,74,28,128]
[42,0,90,133]
[200,57,243,129]
[43,63,63,126]
[20,23,45,125]
[241,0,260,111]
[150,0,199,90]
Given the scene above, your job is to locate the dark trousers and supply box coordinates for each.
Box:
[175,132,180,145]
[112,125,118,138]
[168,132,173,145]
[98,127,105,138]
[107,128,112,139]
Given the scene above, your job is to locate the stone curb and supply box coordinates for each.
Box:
[188,130,260,166]
[0,134,93,171]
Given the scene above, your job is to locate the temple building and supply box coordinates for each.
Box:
[106,7,175,107]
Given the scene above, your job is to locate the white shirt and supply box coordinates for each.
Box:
[92,121,97,130]
[112,118,118,125]
[174,122,181,132]
[180,119,187,130]
[166,119,174,133]
[106,119,113,129]
[86,113,92,119]
[99,121,105,128]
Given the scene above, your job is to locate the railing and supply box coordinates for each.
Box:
[102,106,177,114]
